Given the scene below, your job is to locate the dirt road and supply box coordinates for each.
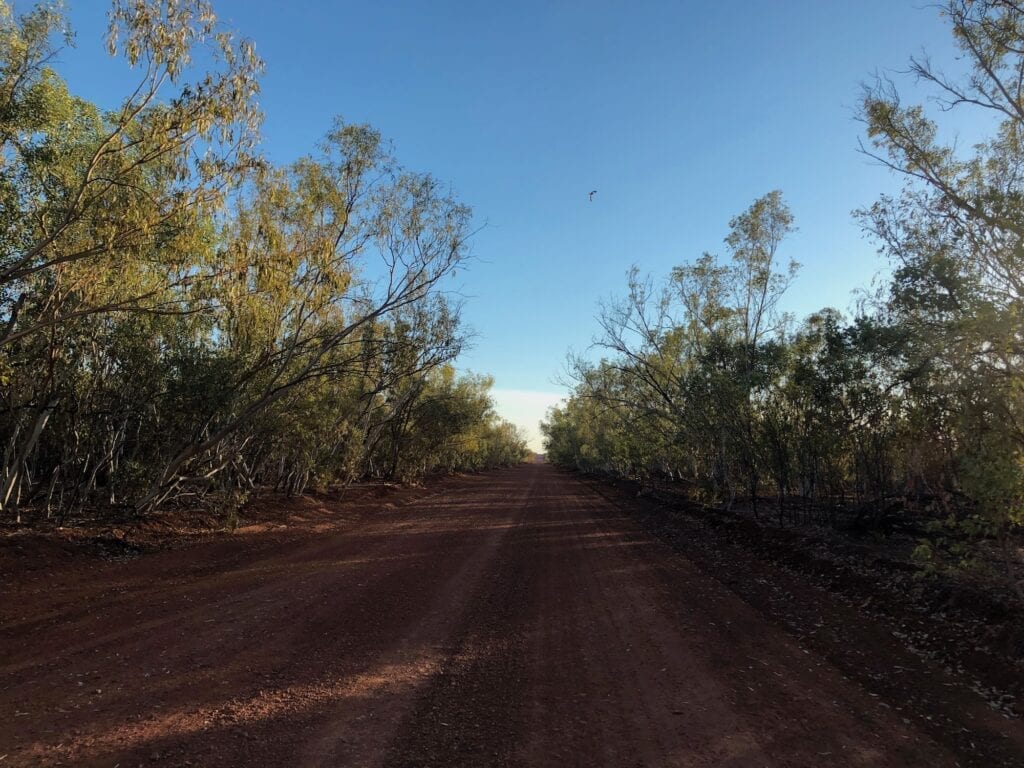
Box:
[2,464,1022,766]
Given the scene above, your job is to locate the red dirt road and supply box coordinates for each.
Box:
[2,464,1022,766]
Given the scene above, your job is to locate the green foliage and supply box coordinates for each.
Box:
[547,0,1024,596]
[857,0,1024,592]
[554,192,801,511]
[0,1,523,522]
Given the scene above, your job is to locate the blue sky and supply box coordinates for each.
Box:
[57,1,971,449]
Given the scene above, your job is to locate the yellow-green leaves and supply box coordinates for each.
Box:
[1,5,488,520]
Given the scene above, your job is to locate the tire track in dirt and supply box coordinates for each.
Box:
[385,464,976,766]
[2,464,1023,766]
[0,471,529,766]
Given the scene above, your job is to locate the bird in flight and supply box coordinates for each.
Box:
[589,190,597,202]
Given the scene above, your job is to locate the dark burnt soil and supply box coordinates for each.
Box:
[584,473,1024,762]
[1,464,1023,766]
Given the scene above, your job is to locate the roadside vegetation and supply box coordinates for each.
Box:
[543,0,1024,600]
[0,0,528,525]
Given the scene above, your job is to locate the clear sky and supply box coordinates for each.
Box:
[56,1,971,450]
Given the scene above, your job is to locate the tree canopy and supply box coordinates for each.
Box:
[0,0,528,523]
[544,1,1024,598]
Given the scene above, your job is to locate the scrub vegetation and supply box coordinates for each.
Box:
[2,3,1024,766]
[543,0,1024,599]
[0,0,528,525]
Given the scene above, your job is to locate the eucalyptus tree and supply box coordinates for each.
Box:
[375,368,528,478]
[860,0,1024,588]
[0,0,262,516]
[567,192,797,505]
[0,0,262,346]
[133,121,472,512]
[0,1,525,523]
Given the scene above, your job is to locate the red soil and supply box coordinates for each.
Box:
[1,463,1021,766]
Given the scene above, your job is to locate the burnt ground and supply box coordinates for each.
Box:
[1,463,1022,766]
